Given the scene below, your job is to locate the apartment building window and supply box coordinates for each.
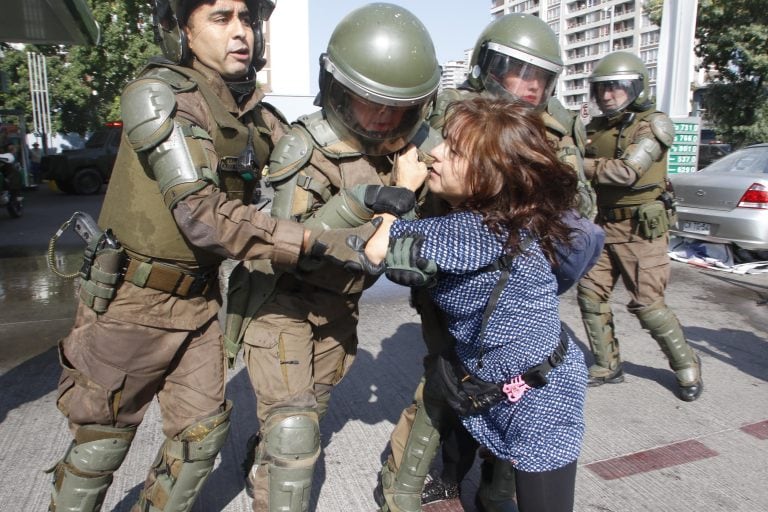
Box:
[641,49,658,63]
[647,66,657,81]
[547,5,560,20]
[641,31,660,47]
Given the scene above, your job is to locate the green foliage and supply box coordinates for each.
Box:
[645,0,664,26]
[696,0,768,146]
[0,0,158,135]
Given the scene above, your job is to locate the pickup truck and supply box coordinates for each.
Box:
[41,122,122,195]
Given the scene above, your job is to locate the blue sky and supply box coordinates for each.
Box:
[307,1,493,92]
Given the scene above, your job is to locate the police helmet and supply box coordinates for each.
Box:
[152,0,275,70]
[588,51,652,118]
[468,13,562,110]
[318,3,441,156]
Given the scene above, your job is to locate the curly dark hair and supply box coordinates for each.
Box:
[441,96,577,264]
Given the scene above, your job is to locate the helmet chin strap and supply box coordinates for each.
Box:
[226,68,258,103]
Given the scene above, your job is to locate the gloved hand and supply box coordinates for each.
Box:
[384,235,437,287]
[345,235,386,275]
[303,219,382,272]
[362,185,416,217]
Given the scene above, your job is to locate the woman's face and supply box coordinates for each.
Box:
[426,141,470,206]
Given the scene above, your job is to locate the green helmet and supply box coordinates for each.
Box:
[152,0,275,70]
[588,51,652,118]
[318,2,440,156]
[468,13,562,110]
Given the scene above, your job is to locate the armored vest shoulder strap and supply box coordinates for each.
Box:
[429,88,473,129]
[141,63,198,93]
[295,111,363,159]
[543,97,573,138]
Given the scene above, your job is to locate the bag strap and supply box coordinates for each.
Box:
[474,235,534,369]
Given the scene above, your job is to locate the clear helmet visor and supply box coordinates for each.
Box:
[324,80,432,156]
[479,49,559,109]
[588,77,643,117]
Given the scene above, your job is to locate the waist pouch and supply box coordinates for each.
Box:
[636,200,669,239]
[425,326,568,417]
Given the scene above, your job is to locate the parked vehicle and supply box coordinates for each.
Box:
[0,152,23,218]
[670,143,768,250]
[698,143,733,170]
[41,122,122,195]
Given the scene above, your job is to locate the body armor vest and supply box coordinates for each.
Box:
[589,109,667,207]
[99,62,272,268]
[272,114,394,294]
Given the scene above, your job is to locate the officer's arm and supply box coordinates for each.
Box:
[121,78,304,268]
[587,115,673,187]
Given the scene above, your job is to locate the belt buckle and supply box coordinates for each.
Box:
[188,270,213,295]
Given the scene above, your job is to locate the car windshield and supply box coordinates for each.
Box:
[702,146,768,174]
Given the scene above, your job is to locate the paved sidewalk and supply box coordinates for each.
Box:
[1,252,768,511]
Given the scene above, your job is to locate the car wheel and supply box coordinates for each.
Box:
[73,168,103,195]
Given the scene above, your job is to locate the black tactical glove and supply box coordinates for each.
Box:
[345,235,386,276]
[303,219,382,272]
[361,185,416,217]
[384,235,437,287]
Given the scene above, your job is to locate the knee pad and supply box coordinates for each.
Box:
[576,285,610,314]
[138,401,232,512]
[247,409,319,512]
[48,424,136,512]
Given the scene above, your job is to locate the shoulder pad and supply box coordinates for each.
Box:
[297,110,361,158]
[121,78,176,152]
[647,112,675,147]
[267,125,313,184]
[543,97,574,137]
[260,101,289,126]
[141,66,197,93]
[429,88,471,129]
[572,115,587,153]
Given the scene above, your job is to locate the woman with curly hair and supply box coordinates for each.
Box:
[365,96,588,512]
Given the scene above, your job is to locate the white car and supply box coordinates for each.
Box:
[670,143,768,251]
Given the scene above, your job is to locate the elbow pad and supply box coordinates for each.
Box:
[623,137,664,176]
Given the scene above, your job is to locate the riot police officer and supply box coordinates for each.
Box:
[377,13,597,512]
[237,4,440,512]
[577,51,703,401]
[46,1,370,511]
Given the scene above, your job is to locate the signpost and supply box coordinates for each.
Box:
[668,117,700,174]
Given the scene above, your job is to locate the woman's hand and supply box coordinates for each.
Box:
[364,213,396,265]
[395,144,429,192]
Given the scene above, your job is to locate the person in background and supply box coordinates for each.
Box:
[45,1,371,511]
[376,13,596,512]
[235,4,441,511]
[29,142,43,184]
[366,96,587,512]
[577,50,703,401]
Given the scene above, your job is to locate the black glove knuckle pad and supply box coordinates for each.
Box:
[364,185,415,216]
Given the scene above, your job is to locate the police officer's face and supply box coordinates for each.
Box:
[349,96,405,134]
[596,82,630,112]
[185,0,255,80]
[500,67,549,107]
